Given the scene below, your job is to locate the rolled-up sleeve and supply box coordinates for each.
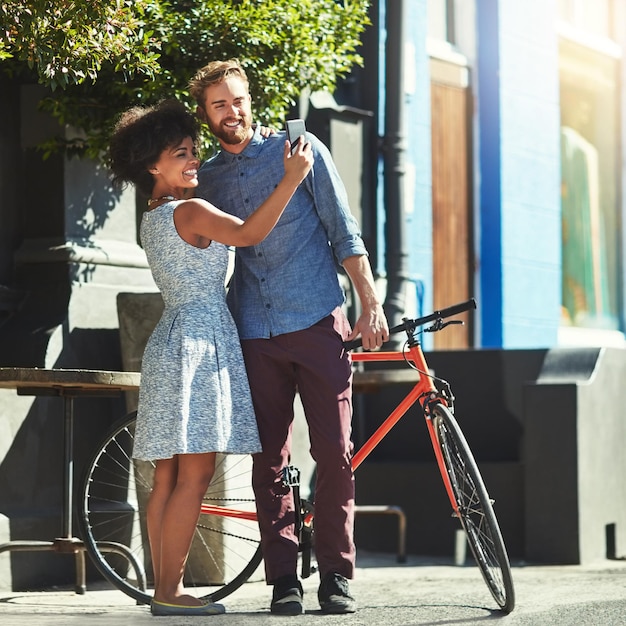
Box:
[306,136,368,265]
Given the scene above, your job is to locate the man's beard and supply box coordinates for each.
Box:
[209,116,252,146]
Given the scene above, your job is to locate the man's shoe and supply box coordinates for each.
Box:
[270,574,304,615]
[318,572,357,614]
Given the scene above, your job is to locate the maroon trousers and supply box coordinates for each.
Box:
[240,310,355,583]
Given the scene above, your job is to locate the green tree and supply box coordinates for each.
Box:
[1,0,371,159]
[0,1,161,86]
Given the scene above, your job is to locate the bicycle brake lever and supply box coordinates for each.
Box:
[424,319,464,333]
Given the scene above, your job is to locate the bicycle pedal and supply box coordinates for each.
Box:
[282,465,301,487]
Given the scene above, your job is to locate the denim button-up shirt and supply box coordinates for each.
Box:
[196,126,367,339]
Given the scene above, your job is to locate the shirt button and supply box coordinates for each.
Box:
[257,252,263,257]
[265,304,271,309]
[260,277,266,282]
[240,172,244,177]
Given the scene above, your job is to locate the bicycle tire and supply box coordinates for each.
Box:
[432,403,515,613]
[79,411,263,605]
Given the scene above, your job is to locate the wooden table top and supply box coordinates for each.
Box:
[0,367,141,392]
[0,366,413,394]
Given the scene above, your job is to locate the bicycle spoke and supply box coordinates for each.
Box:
[433,404,515,613]
[447,438,507,598]
[79,412,263,604]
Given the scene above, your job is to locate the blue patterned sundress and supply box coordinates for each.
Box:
[132,201,261,461]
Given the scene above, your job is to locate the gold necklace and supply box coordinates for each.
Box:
[147,195,178,207]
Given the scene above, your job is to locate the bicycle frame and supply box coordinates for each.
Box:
[351,344,460,518]
[198,340,460,522]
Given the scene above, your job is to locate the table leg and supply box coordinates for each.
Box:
[0,393,87,594]
[74,549,86,594]
[54,393,87,594]
[62,394,74,538]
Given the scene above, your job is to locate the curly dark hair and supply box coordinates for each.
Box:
[108,99,199,196]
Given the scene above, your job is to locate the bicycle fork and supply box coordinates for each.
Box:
[421,395,461,519]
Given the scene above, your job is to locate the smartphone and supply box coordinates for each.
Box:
[286,118,306,155]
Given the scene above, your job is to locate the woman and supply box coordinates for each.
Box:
[108,99,312,616]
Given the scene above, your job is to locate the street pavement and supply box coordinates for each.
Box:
[1,552,626,625]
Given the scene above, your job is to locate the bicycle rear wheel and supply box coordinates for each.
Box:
[79,411,263,605]
[432,403,515,613]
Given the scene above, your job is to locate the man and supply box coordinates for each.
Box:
[189,59,389,616]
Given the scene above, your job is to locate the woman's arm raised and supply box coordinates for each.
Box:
[175,138,312,247]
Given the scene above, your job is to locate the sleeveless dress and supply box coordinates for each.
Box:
[132,201,262,461]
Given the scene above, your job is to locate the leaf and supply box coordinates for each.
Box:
[1,0,371,158]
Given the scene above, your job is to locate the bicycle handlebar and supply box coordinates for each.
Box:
[344,297,477,351]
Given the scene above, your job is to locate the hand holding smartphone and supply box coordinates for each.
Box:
[286,119,306,155]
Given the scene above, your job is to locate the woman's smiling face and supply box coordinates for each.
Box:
[151,136,200,193]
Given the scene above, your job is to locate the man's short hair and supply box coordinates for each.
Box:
[189,59,249,107]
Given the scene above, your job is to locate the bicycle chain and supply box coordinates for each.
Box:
[202,497,256,502]
[196,497,259,542]
[195,522,259,544]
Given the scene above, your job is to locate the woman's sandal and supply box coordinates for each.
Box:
[150,599,226,616]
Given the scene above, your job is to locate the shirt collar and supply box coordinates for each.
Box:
[221,125,265,162]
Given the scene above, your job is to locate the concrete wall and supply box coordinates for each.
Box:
[355,347,626,565]
[0,82,157,591]
[524,347,626,563]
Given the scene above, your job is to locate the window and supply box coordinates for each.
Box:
[428,0,455,44]
[559,0,612,39]
[559,36,621,332]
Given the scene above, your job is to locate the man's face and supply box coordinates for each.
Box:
[198,76,253,150]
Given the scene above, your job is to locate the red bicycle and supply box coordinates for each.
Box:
[80,298,515,613]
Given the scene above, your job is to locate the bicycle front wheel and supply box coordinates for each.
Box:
[79,411,263,605]
[432,403,515,613]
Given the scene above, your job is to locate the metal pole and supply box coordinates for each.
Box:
[382,0,410,329]
[62,393,74,538]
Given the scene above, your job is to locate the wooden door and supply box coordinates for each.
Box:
[430,58,473,349]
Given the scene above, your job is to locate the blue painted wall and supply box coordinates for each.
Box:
[476,0,503,346]
[476,0,562,348]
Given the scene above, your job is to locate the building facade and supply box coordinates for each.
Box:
[389,0,626,350]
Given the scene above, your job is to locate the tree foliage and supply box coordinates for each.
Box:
[1,0,371,159]
[0,1,161,86]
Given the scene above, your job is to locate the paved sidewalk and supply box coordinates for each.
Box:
[1,553,626,625]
